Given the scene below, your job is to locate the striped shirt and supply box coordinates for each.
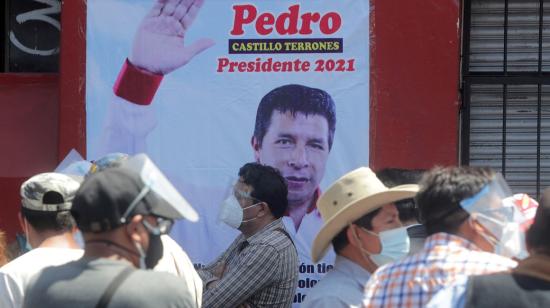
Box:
[198,219,298,307]
[362,232,517,308]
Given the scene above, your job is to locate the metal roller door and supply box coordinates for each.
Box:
[462,0,550,198]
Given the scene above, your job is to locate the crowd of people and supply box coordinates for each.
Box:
[0,151,548,307]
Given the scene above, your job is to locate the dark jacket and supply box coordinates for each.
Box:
[466,254,550,308]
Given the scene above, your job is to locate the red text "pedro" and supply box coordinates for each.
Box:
[230,4,342,36]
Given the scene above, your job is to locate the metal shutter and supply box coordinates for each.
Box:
[463,0,550,198]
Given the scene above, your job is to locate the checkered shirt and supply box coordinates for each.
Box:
[362,232,517,308]
[198,219,298,307]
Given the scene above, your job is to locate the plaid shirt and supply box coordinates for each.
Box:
[362,232,517,308]
[198,219,298,308]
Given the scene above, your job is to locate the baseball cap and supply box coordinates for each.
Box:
[20,173,81,212]
[72,154,198,233]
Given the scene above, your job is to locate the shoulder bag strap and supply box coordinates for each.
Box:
[95,266,135,308]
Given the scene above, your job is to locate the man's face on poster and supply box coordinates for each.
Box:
[253,110,330,207]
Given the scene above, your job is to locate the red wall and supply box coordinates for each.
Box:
[0,74,59,240]
[0,0,86,241]
[0,0,460,239]
[370,0,461,170]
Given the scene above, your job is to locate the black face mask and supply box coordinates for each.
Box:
[145,232,163,269]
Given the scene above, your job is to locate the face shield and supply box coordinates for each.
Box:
[459,173,528,259]
[121,154,198,223]
[54,149,91,179]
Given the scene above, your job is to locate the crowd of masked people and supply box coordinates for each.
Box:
[0,152,548,307]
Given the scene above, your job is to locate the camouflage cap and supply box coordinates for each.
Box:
[20,173,81,212]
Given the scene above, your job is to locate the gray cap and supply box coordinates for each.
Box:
[20,173,81,212]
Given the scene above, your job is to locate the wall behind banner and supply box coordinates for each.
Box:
[0,0,460,240]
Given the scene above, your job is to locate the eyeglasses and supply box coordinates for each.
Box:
[142,216,174,236]
[233,189,262,203]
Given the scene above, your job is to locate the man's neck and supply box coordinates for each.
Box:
[35,232,80,249]
[83,239,137,267]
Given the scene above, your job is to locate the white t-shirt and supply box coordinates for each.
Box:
[0,247,84,308]
[155,235,203,307]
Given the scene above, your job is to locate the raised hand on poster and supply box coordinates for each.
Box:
[129,0,214,74]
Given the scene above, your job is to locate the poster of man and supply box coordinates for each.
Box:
[86,0,369,304]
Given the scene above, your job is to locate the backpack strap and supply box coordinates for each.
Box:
[95,266,135,308]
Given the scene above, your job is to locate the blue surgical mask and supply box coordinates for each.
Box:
[23,220,33,251]
[354,226,410,267]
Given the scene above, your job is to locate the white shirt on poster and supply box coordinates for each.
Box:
[282,209,336,306]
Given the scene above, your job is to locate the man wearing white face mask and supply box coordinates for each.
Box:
[302,167,419,308]
[363,166,518,308]
[198,163,298,307]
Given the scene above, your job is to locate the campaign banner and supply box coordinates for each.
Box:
[86,0,369,305]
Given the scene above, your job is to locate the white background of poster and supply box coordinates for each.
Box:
[87,0,368,303]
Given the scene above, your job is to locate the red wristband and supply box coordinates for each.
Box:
[113,59,164,105]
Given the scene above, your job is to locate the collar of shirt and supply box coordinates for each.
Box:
[333,255,371,286]
[513,253,550,282]
[283,188,321,217]
[422,232,482,253]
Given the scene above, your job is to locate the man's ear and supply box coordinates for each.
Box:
[251,136,261,162]
[126,215,146,244]
[257,202,269,218]
[346,225,360,248]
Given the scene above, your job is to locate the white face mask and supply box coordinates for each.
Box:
[219,195,261,229]
[353,226,410,267]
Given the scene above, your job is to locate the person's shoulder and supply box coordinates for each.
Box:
[112,270,196,307]
[370,255,415,279]
[468,250,517,268]
[305,270,351,298]
[130,271,196,305]
[302,294,349,308]
[0,248,74,276]
[255,225,294,249]
[132,270,193,293]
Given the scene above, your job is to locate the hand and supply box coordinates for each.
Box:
[212,261,226,279]
[237,303,252,308]
[129,0,215,74]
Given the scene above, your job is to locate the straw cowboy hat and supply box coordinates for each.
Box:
[311,167,419,262]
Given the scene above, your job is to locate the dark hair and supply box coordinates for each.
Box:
[253,84,336,150]
[416,166,494,236]
[526,187,550,253]
[238,162,288,218]
[21,207,75,232]
[331,208,381,254]
[377,168,425,223]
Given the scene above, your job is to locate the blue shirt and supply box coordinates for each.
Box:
[427,276,467,308]
[302,255,370,308]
